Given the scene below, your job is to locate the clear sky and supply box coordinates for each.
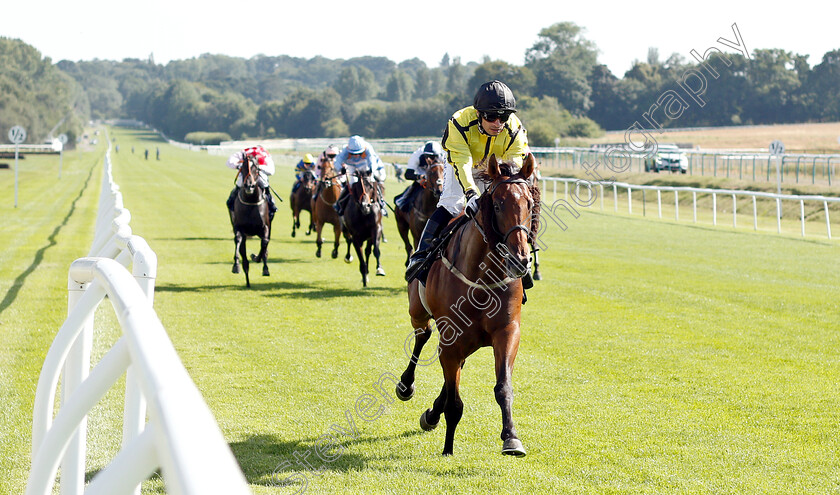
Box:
[3,0,837,76]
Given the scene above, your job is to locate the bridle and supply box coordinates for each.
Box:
[474,177,533,246]
[238,157,265,205]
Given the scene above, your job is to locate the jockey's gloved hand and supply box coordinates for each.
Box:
[464,191,479,218]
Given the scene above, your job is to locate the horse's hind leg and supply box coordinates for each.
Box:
[260,237,270,276]
[440,358,464,456]
[373,231,384,277]
[493,328,526,456]
[356,240,369,287]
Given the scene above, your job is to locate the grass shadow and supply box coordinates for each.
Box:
[229,430,424,488]
[156,279,405,298]
[0,158,96,316]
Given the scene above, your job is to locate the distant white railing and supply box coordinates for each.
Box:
[540,177,840,240]
[27,145,250,495]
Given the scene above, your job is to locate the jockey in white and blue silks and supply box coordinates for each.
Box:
[333,135,388,216]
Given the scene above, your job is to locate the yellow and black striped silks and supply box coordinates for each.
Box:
[441,106,529,195]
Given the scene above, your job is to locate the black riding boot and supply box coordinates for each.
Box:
[334,187,350,216]
[405,206,453,283]
[265,188,277,221]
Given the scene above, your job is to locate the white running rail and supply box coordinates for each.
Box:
[541,177,840,240]
[27,144,250,495]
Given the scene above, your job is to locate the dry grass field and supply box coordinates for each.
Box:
[591,122,840,154]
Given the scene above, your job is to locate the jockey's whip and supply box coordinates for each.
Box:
[268,185,284,202]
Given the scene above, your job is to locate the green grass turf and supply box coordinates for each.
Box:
[2,126,839,494]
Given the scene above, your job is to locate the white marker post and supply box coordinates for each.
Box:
[9,125,26,208]
[56,134,67,179]
[769,140,785,233]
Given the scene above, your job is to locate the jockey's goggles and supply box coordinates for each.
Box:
[481,110,512,123]
[326,153,337,159]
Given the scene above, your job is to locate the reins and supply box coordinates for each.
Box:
[440,176,534,289]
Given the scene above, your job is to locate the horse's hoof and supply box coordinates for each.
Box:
[291,231,296,238]
[533,271,542,281]
[420,409,438,431]
[232,265,240,274]
[395,382,414,401]
[344,256,353,264]
[251,254,259,262]
[501,438,526,457]
[331,249,338,259]
[316,250,322,258]
[263,268,270,276]
[376,267,385,276]
[362,275,368,287]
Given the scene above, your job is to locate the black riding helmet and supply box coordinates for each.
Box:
[473,80,516,113]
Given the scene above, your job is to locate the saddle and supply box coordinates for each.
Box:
[413,215,470,285]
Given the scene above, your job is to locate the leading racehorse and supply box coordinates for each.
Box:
[395,162,444,266]
[231,154,273,288]
[396,154,538,456]
[312,158,343,259]
[341,171,384,287]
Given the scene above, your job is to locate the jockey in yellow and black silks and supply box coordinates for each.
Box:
[405,80,529,284]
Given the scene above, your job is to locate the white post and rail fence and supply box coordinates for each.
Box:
[26,142,250,494]
[540,177,840,240]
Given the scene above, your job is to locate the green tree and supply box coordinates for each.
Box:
[385,69,415,102]
[467,61,536,97]
[525,22,599,115]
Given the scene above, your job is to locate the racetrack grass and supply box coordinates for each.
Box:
[3,126,840,494]
[0,140,105,494]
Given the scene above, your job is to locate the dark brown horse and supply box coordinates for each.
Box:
[396,153,537,456]
[311,158,342,259]
[290,169,316,237]
[341,171,384,287]
[231,154,272,288]
[395,162,445,266]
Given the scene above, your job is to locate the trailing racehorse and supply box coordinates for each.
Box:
[341,171,384,287]
[312,159,343,259]
[395,162,444,266]
[231,154,273,288]
[290,169,316,237]
[396,154,538,456]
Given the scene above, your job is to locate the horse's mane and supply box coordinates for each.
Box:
[475,160,541,247]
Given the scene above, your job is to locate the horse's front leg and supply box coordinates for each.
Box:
[314,217,324,258]
[232,231,242,274]
[239,235,251,288]
[373,226,384,277]
[356,239,369,287]
[493,326,526,456]
[291,209,298,237]
[331,221,341,259]
[397,319,434,401]
[259,231,270,277]
[306,210,314,236]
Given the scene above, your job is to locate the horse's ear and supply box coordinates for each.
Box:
[519,153,534,179]
[487,154,500,179]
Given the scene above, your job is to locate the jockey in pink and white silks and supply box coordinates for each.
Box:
[225,145,277,220]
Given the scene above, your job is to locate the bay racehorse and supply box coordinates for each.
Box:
[290,169,316,237]
[396,153,538,456]
[311,158,343,259]
[340,171,384,287]
[395,162,444,266]
[231,154,272,288]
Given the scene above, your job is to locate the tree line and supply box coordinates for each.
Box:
[2,23,840,147]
